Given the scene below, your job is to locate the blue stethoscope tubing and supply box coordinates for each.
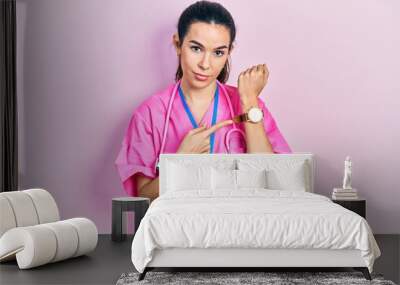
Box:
[154,79,246,174]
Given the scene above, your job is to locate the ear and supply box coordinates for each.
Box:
[172,33,181,55]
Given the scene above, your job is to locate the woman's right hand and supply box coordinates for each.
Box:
[176,119,234,154]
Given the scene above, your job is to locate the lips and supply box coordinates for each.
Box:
[193,72,209,81]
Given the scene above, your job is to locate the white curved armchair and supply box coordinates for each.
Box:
[0,188,98,269]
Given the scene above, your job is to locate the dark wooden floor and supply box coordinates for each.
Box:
[0,234,398,285]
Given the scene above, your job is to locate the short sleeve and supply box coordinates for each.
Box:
[114,112,158,196]
[258,98,292,154]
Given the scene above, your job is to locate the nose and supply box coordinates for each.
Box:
[198,52,211,71]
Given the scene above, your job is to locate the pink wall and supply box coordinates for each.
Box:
[16,0,400,234]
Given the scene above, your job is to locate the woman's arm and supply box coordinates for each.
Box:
[238,64,274,153]
[136,174,159,203]
[241,98,274,153]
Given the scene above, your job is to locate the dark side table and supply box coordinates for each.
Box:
[112,197,150,242]
[332,198,366,219]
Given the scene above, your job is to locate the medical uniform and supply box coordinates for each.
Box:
[115,81,292,197]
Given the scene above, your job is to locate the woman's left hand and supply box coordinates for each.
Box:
[237,64,269,105]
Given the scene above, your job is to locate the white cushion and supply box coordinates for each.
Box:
[0,191,39,227]
[236,169,268,189]
[0,196,17,237]
[0,218,97,269]
[0,189,59,236]
[167,161,212,191]
[0,189,98,269]
[211,168,268,190]
[160,156,236,195]
[23,189,60,223]
[237,159,309,191]
[212,168,237,190]
[265,162,307,191]
[42,221,79,262]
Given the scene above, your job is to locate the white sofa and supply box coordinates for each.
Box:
[0,188,98,269]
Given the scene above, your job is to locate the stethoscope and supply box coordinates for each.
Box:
[154,79,246,174]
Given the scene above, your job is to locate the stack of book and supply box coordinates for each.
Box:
[332,188,358,200]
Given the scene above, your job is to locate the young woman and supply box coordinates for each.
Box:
[115,1,292,201]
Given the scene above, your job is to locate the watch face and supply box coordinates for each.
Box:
[248,107,263,123]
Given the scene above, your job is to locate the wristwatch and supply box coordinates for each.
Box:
[232,106,264,123]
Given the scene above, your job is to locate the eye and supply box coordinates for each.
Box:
[190,46,201,53]
[215,50,225,57]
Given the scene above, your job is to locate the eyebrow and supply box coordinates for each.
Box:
[189,40,228,50]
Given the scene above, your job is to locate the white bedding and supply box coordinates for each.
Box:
[131,189,381,273]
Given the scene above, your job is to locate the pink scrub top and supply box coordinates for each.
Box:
[115,81,292,197]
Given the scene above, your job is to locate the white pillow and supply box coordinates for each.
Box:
[237,159,309,191]
[265,162,307,191]
[166,161,212,191]
[211,168,268,190]
[211,168,236,190]
[236,169,268,189]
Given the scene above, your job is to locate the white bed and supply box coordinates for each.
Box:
[131,153,381,281]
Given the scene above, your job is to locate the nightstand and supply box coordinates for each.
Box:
[332,198,366,219]
[111,197,150,242]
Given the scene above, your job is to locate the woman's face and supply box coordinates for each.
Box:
[174,22,232,89]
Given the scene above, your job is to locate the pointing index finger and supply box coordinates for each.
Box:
[203,120,234,137]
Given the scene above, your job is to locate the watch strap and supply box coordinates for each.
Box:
[233,106,264,124]
[232,113,248,123]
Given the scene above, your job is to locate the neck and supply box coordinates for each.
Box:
[180,77,217,104]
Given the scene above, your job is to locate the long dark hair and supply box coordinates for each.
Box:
[175,1,236,83]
